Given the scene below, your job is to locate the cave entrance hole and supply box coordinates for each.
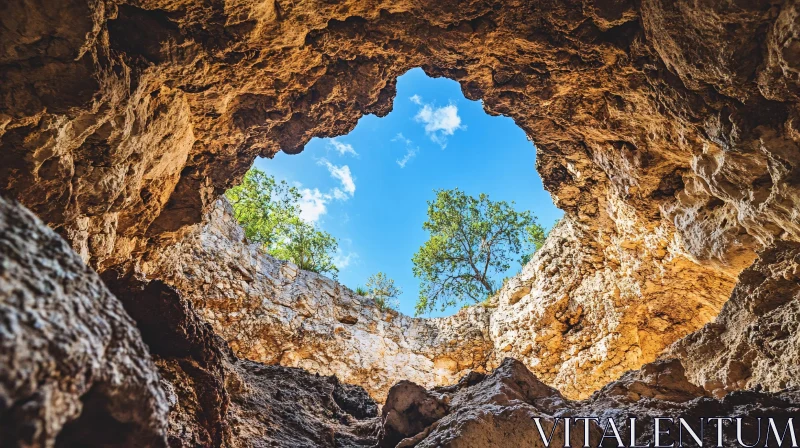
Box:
[231,68,563,318]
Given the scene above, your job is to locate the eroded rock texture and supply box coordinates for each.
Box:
[141,199,493,402]
[487,217,735,398]
[145,198,736,401]
[668,241,800,398]
[2,0,800,446]
[103,271,380,447]
[3,0,799,401]
[3,0,799,275]
[378,357,800,448]
[378,358,602,448]
[0,197,168,447]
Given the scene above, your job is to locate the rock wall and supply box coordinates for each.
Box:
[2,0,797,283]
[0,196,385,447]
[668,241,800,398]
[3,0,798,405]
[0,197,168,447]
[2,0,800,445]
[141,199,494,402]
[145,198,735,401]
[488,217,737,398]
[378,357,800,448]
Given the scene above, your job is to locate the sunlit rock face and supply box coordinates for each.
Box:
[2,0,797,277]
[2,0,800,445]
[668,241,800,398]
[146,199,736,401]
[488,218,736,398]
[141,199,494,402]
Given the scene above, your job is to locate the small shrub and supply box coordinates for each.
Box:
[354,286,368,296]
[366,272,401,311]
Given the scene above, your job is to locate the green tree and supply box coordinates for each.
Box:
[225,167,339,276]
[411,188,540,315]
[365,272,401,311]
[519,222,548,266]
[225,168,299,247]
[270,216,339,276]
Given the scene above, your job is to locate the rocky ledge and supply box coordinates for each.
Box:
[140,198,738,401]
[2,0,800,445]
[4,196,799,447]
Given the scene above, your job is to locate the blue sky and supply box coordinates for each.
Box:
[253,68,562,317]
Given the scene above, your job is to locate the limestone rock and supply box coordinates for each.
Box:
[379,358,602,448]
[2,0,800,446]
[2,0,797,292]
[488,218,735,398]
[0,197,168,447]
[142,199,494,403]
[2,0,800,407]
[147,198,736,401]
[379,357,800,448]
[668,241,800,397]
[103,271,380,447]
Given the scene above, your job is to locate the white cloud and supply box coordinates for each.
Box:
[297,188,329,223]
[333,250,358,270]
[416,104,463,137]
[291,160,356,223]
[409,96,465,148]
[396,147,418,168]
[318,158,355,196]
[392,133,419,168]
[393,133,413,146]
[328,138,358,157]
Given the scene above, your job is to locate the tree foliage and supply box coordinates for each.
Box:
[411,188,543,315]
[519,221,548,266]
[270,217,339,275]
[225,167,339,276]
[365,272,401,311]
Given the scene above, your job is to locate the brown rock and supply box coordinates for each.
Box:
[668,241,800,395]
[0,197,168,447]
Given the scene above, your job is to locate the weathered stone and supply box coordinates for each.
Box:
[2,0,800,446]
[103,271,380,447]
[381,357,800,448]
[0,197,168,447]
[2,0,797,288]
[144,198,737,401]
[142,199,493,403]
[668,241,800,396]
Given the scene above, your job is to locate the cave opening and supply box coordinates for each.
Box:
[3,1,798,445]
[188,64,739,403]
[235,68,563,318]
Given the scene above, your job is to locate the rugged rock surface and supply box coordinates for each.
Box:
[4,0,798,402]
[0,197,168,447]
[2,0,800,446]
[378,358,602,448]
[579,358,800,447]
[1,195,383,447]
[2,0,800,401]
[144,198,734,400]
[378,357,800,448]
[142,199,494,402]
[103,270,382,447]
[668,241,800,398]
[2,0,797,283]
[487,217,735,398]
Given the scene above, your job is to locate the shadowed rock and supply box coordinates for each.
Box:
[0,197,168,447]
